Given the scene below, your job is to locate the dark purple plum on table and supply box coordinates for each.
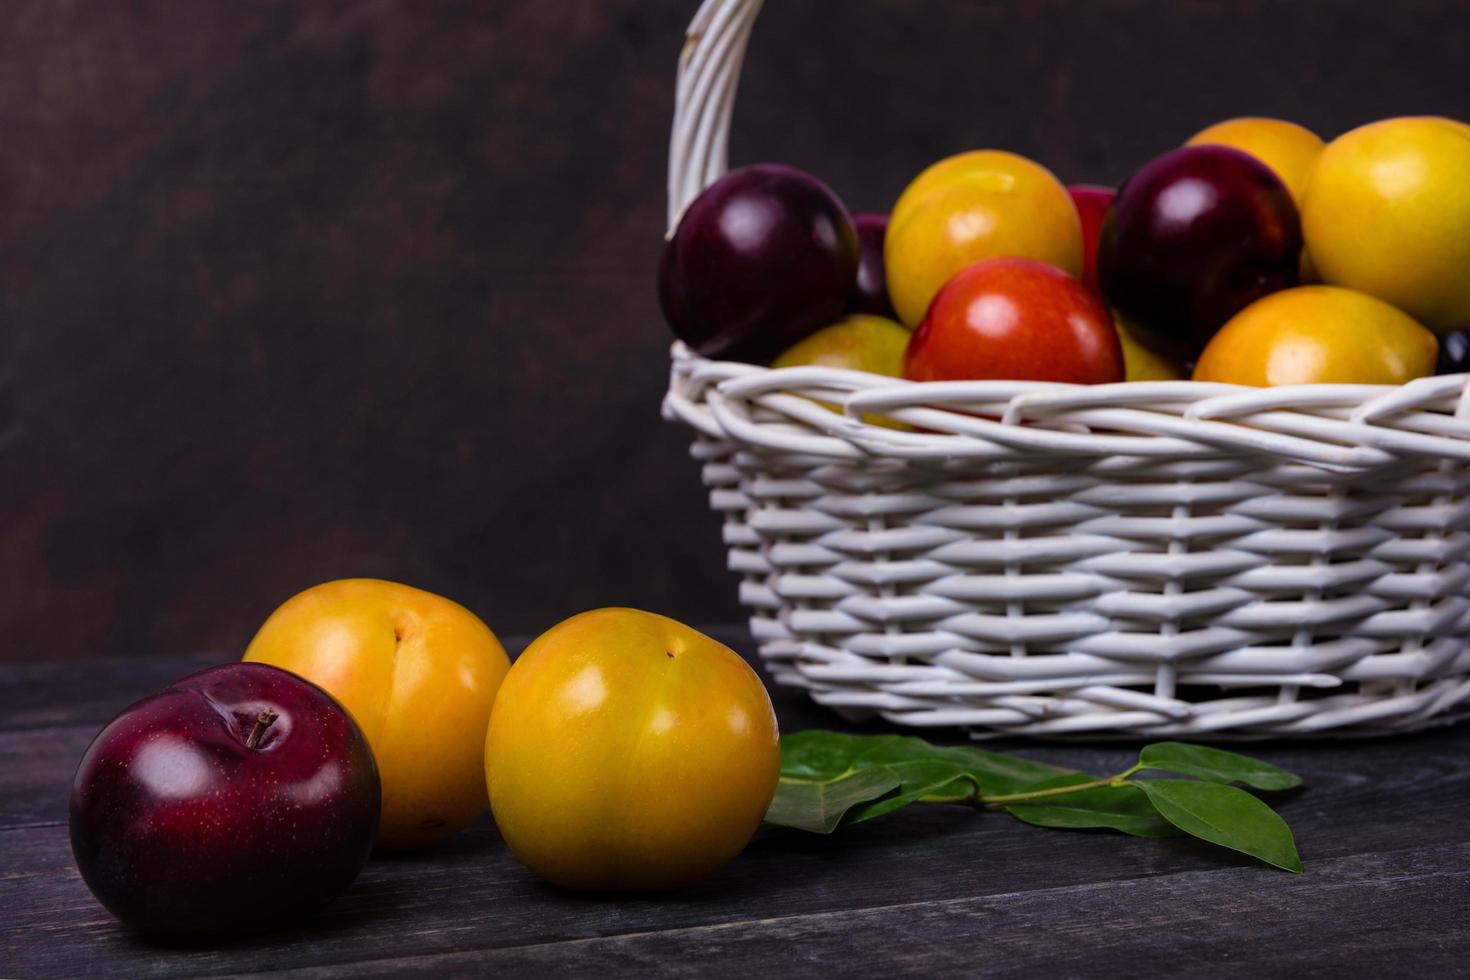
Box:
[1098,144,1302,361]
[845,212,896,318]
[1437,328,1470,374]
[69,662,380,939]
[659,163,858,363]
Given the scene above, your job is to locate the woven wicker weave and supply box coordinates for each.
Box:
[661,0,1470,737]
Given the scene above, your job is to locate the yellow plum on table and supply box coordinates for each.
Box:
[244,578,509,849]
[486,608,779,892]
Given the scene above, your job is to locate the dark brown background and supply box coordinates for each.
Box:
[3,0,1468,663]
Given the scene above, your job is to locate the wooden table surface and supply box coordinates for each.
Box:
[4,628,1469,978]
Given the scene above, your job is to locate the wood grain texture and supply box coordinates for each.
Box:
[255,845,1470,979]
[2,630,1469,977]
[4,1,1470,664]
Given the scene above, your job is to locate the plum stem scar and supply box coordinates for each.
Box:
[246,708,279,749]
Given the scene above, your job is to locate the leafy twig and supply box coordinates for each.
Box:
[764,732,1303,872]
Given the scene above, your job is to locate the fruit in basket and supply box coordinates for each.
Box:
[244,579,509,849]
[486,608,779,892]
[1068,184,1114,295]
[903,258,1123,385]
[774,314,910,427]
[1186,117,1324,208]
[659,163,859,362]
[774,314,909,376]
[885,151,1082,327]
[1193,285,1437,386]
[846,212,897,318]
[1437,328,1470,374]
[1187,117,1325,280]
[890,151,983,231]
[1114,312,1187,381]
[1301,116,1470,332]
[69,663,379,937]
[1098,144,1302,361]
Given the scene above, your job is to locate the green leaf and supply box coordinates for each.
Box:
[778,730,890,780]
[1004,775,1181,838]
[1138,742,1302,791]
[769,732,1308,873]
[1134,779,1303,873]
[854,739,1078,797]
[779,730,1075,796]
[774,731,1080,830]
[764,767,903,833]
[844,760,975,824]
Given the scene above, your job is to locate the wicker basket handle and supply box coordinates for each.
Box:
[666,0,765,233]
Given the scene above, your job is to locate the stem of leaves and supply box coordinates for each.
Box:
[973,764,1144,807]
[920,765,1147,807]
[768,732,1304,872]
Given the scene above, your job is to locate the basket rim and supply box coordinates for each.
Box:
[665,342,1470,471]
[672,340,1470,398]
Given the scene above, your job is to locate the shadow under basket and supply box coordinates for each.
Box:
[660,0,1470,738]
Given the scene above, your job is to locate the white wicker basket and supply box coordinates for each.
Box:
[661,0,1470,738]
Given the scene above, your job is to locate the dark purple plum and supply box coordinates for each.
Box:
[1098,144,1302,361]
[1438,328,1470,374]
[70,662,380,938]
[659,163,858,362]
[845,212,896,318]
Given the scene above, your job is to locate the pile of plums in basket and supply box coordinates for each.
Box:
[660,116,1470,388]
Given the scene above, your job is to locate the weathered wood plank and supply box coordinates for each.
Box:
[0,804,1190,978]
[0,652,225,733]
[0,725,95,828]
[4,640,1470,977]
[5,719,1470,980]
[246,843,1470,979]
[6,820,1466,978]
